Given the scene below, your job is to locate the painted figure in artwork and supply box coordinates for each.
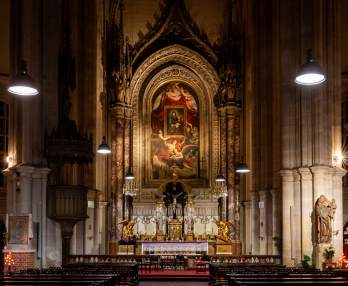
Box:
[315,195,337,244]
[151,81,199,179]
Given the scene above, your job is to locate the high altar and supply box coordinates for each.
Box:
[109,1,243,257]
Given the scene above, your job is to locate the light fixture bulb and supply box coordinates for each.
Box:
[8,60,39,96]
[235,162,250,173]
[125,171,135,180]
[215,174,226,182]
[295,49,326,86]
[97,136,111,154]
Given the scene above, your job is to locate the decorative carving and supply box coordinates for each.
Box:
[315,195,337,244]
[215,220,235,242]
[130,46,219,189]
[120,220,135,239]
[215,0,242,108]
[129,0,218,71]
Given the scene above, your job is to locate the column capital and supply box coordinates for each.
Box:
[250,191,259,200]
[298,167,312,181]
[241,200,251,208]
[258,189,270,199]
[270,189,279,198]
[330,167,347,178]
[97,201,109,208]
[310,165,332,175]
[16,165,35,177]
[279,169,296,182]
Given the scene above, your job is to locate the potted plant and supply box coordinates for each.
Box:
[323,246,335,262]
[323,246,336,270]
[301,254,311,270]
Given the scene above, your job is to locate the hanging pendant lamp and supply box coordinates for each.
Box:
[295,49,326,86]
[8,60,39,96]
[97,136,111,154]
[235,160,250,174]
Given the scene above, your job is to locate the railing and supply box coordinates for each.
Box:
[67,254,282,265]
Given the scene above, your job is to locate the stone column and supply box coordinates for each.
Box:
[250,191,260,254]
[226,106,241,239]
[280,169,295,266]
[331,167,346,261]
[258,190,268,254]
[3,169,18,214]
[243,200,252,254]
[110,105,126,253]
[218,107,227,221]
[93,193,100,254]
[298,167,313,260]
[39,168,50,268]
[16,166,35,214]
[311,166,332,202]
[98,201,108,254]
[270,189,280,255]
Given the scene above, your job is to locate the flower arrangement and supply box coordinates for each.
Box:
[323,246,335,262]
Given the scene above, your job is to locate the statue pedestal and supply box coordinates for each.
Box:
[215,238,241,255]
[314,243,331,269]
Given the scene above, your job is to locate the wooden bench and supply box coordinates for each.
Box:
[63,262,138,286]
[209,263,286,286]
[0,273,119,285]
[228,273,348,286]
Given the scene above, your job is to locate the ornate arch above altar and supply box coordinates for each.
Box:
[129,45,220,188]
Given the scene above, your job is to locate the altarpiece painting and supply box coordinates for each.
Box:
[151,81,199,180]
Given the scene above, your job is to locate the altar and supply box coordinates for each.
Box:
[141,241,208,255]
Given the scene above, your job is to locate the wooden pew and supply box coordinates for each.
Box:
[0,273,119,286]
[228,273,348,286]
[209,263,286,286]
[63,262,138,286]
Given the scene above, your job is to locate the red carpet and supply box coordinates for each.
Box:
[139,269,209,281]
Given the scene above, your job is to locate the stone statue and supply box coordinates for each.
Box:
[120,220,134,240]
[215,220,235,242]
[315,195,337,244]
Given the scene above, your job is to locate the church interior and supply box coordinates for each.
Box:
[1,0,348,285]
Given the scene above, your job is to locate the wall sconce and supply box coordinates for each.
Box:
[6,156,13,168]
[333,151,344,167]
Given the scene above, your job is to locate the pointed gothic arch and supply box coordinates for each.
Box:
[129,44,220,188]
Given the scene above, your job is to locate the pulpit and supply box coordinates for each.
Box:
[168,219,182,240]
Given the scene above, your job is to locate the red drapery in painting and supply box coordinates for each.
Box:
[151,82,199,179]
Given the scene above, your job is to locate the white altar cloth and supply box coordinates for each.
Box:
[141,241,208,255]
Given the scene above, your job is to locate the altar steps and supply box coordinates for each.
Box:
[139,269,209,282]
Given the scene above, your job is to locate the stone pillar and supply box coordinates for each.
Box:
[93,193,100,254]
[311,166,332,202]
[250,191,260,254]
[98,201,108,254]
[270,189,280,255]
[110,105,126,253]
[331,168,346,261]
[4,169,18,214]
[225,106,241,240]
[298,167,313,260]
[16,166,35,214]
[280,169,295,266]
[258,190,268,254]
[243,200,252,254]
